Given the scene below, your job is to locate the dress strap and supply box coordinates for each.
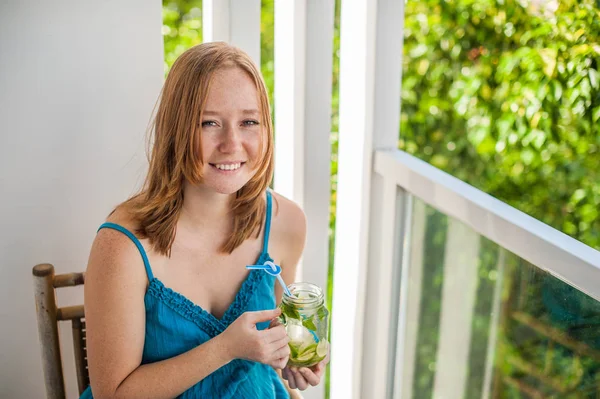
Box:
[262,191,273,255]
[97,222,154,281]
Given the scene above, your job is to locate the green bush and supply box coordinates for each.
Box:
[400,0,600,250]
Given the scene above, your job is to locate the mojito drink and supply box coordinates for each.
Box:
[279,282,329,367]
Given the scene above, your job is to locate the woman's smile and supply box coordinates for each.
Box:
[209,161,246,174]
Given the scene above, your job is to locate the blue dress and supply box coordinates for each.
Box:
[81,191,289,398]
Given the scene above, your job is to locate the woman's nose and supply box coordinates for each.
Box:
[219,125,243,153]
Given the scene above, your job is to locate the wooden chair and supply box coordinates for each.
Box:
[32,263,88,399]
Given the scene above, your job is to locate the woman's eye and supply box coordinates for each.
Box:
[243,120,260,126]
[201,121,218,127]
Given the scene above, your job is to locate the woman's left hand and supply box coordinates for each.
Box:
[281,352,330,390]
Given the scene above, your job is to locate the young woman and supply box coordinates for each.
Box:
[81,42,328,399]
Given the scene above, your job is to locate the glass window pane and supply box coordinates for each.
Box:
[404,197,600,398]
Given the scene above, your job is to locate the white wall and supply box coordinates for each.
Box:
[0,1,164,397]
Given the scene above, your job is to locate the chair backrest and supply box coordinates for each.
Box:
[32,263,88,399]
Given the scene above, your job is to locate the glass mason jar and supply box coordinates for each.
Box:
[279,282,330,367]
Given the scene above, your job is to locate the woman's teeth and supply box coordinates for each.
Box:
[214,163,242,171]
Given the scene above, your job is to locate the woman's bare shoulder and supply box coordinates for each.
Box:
[105,204,140,232]
[86,205,148,284]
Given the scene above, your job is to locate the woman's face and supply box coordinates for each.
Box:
[199,67,263,194]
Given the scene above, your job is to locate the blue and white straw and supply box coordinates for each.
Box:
[246,260,293,297]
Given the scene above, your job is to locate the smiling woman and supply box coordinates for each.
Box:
[78,42,324,399]
[128,43,275,256]
[197,67,263,195]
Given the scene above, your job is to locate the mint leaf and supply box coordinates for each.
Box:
[316,306,329,321]
[281,303,301,321]
[302,318,317,331]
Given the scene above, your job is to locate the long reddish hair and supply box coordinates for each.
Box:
[119,42,274,256]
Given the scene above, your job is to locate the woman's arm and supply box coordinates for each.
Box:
[84,229,233,399]
[95,338,231,399]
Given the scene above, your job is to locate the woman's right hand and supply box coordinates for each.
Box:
[219,308,290,369]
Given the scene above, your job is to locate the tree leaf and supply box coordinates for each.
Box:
[539,48,557,78]
[589,69,599,90]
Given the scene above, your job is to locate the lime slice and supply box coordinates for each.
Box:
[310,353,326,364]
[316,339,329,358]
[300,343,317,355]
[288,343,299,358]
[295,351,315,362]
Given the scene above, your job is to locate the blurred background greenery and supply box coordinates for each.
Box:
[400,0,599,250]
[161,0,599,396]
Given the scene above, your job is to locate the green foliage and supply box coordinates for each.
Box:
[260,0,275,109]
[162,0,203,74]
[326,2,342,396]
[400,0,600,250]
